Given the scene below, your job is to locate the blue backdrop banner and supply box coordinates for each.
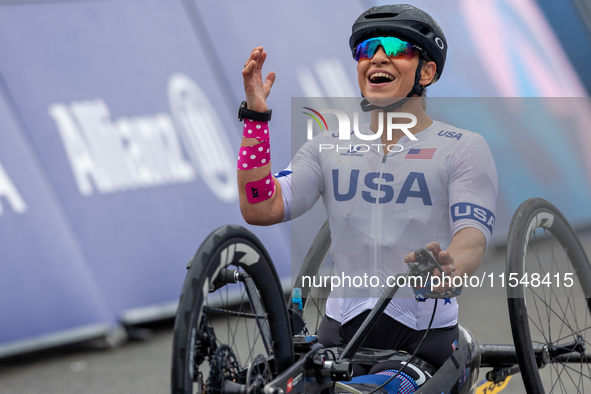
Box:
[0,0,589,355]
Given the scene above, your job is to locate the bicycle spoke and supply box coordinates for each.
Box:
[529,289,580,338]
[560,363,591,380]
[528,286,549,343]
[549,357,570,393]
[243,283,253,361]
[553,328,591,346]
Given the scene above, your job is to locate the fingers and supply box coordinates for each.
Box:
[425,241,442,256]
[431,246,455,291]
[437,251,454,268]
[242,47,263,75]
[403,252,416,264]
[263,71,276,92]
[257,48,267,71]
[435,252,455,277]
[247,46,263,63]
[243,47,265,70]
[242,59,256,75]
[425,241,453,268]
[243,50,260,75]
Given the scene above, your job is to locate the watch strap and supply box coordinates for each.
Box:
[238,100,272,122]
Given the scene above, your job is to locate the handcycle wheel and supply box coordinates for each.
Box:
[507,198,591,393]
[171,225,295,394]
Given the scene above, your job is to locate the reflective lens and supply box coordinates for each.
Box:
[353,37,415,61]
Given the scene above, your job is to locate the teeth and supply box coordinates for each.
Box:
[370,72,394,82]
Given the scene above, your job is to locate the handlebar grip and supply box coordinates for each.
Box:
[410,249,463,301]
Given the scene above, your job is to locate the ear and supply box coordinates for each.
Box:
[420,61,437,86]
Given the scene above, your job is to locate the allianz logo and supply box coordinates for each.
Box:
[48,73,237,202]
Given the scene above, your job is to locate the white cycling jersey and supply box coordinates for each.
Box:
[276,120,498,330]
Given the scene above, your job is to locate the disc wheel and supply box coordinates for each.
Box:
[507,198,591,393]
[171,225,295,394]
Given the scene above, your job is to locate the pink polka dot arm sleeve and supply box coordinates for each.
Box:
[242,119,270,140]
[237,140,270,170]
[238,120,275,204]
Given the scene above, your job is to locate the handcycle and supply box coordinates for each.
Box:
[171,198,591,394]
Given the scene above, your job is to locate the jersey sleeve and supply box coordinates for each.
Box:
[275,137,324,222]
[448,133,498,246]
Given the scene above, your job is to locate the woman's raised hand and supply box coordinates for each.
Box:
[242,46,276,113]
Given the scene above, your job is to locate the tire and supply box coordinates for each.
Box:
[171,225,294,394]
[507,198,591,393]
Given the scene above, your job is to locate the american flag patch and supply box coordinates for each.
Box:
[405,148,437,159]
[452,339,458,351]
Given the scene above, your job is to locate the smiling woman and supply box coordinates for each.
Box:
[236,3,498,390]
[350,5,446,111]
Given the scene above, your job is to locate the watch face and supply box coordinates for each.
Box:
[238,100,247,121]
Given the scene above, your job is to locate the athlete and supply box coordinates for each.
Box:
[237,3,497,380]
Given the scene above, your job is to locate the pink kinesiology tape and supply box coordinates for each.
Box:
[237,140,271,170]
[242,120,269,141]
[245,173,275,204]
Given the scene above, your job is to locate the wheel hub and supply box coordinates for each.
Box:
[548,336,586,360]
[246,354,272,394]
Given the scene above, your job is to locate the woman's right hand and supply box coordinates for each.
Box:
[242,46,276,113]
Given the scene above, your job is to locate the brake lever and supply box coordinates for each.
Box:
[409,248,463,302]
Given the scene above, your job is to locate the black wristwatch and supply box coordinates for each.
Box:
[238,100,272,122]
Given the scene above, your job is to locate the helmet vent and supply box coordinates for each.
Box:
[366,12,399,19]
[419,27,432,35]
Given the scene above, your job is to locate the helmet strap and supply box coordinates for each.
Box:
[360,56,424,113]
